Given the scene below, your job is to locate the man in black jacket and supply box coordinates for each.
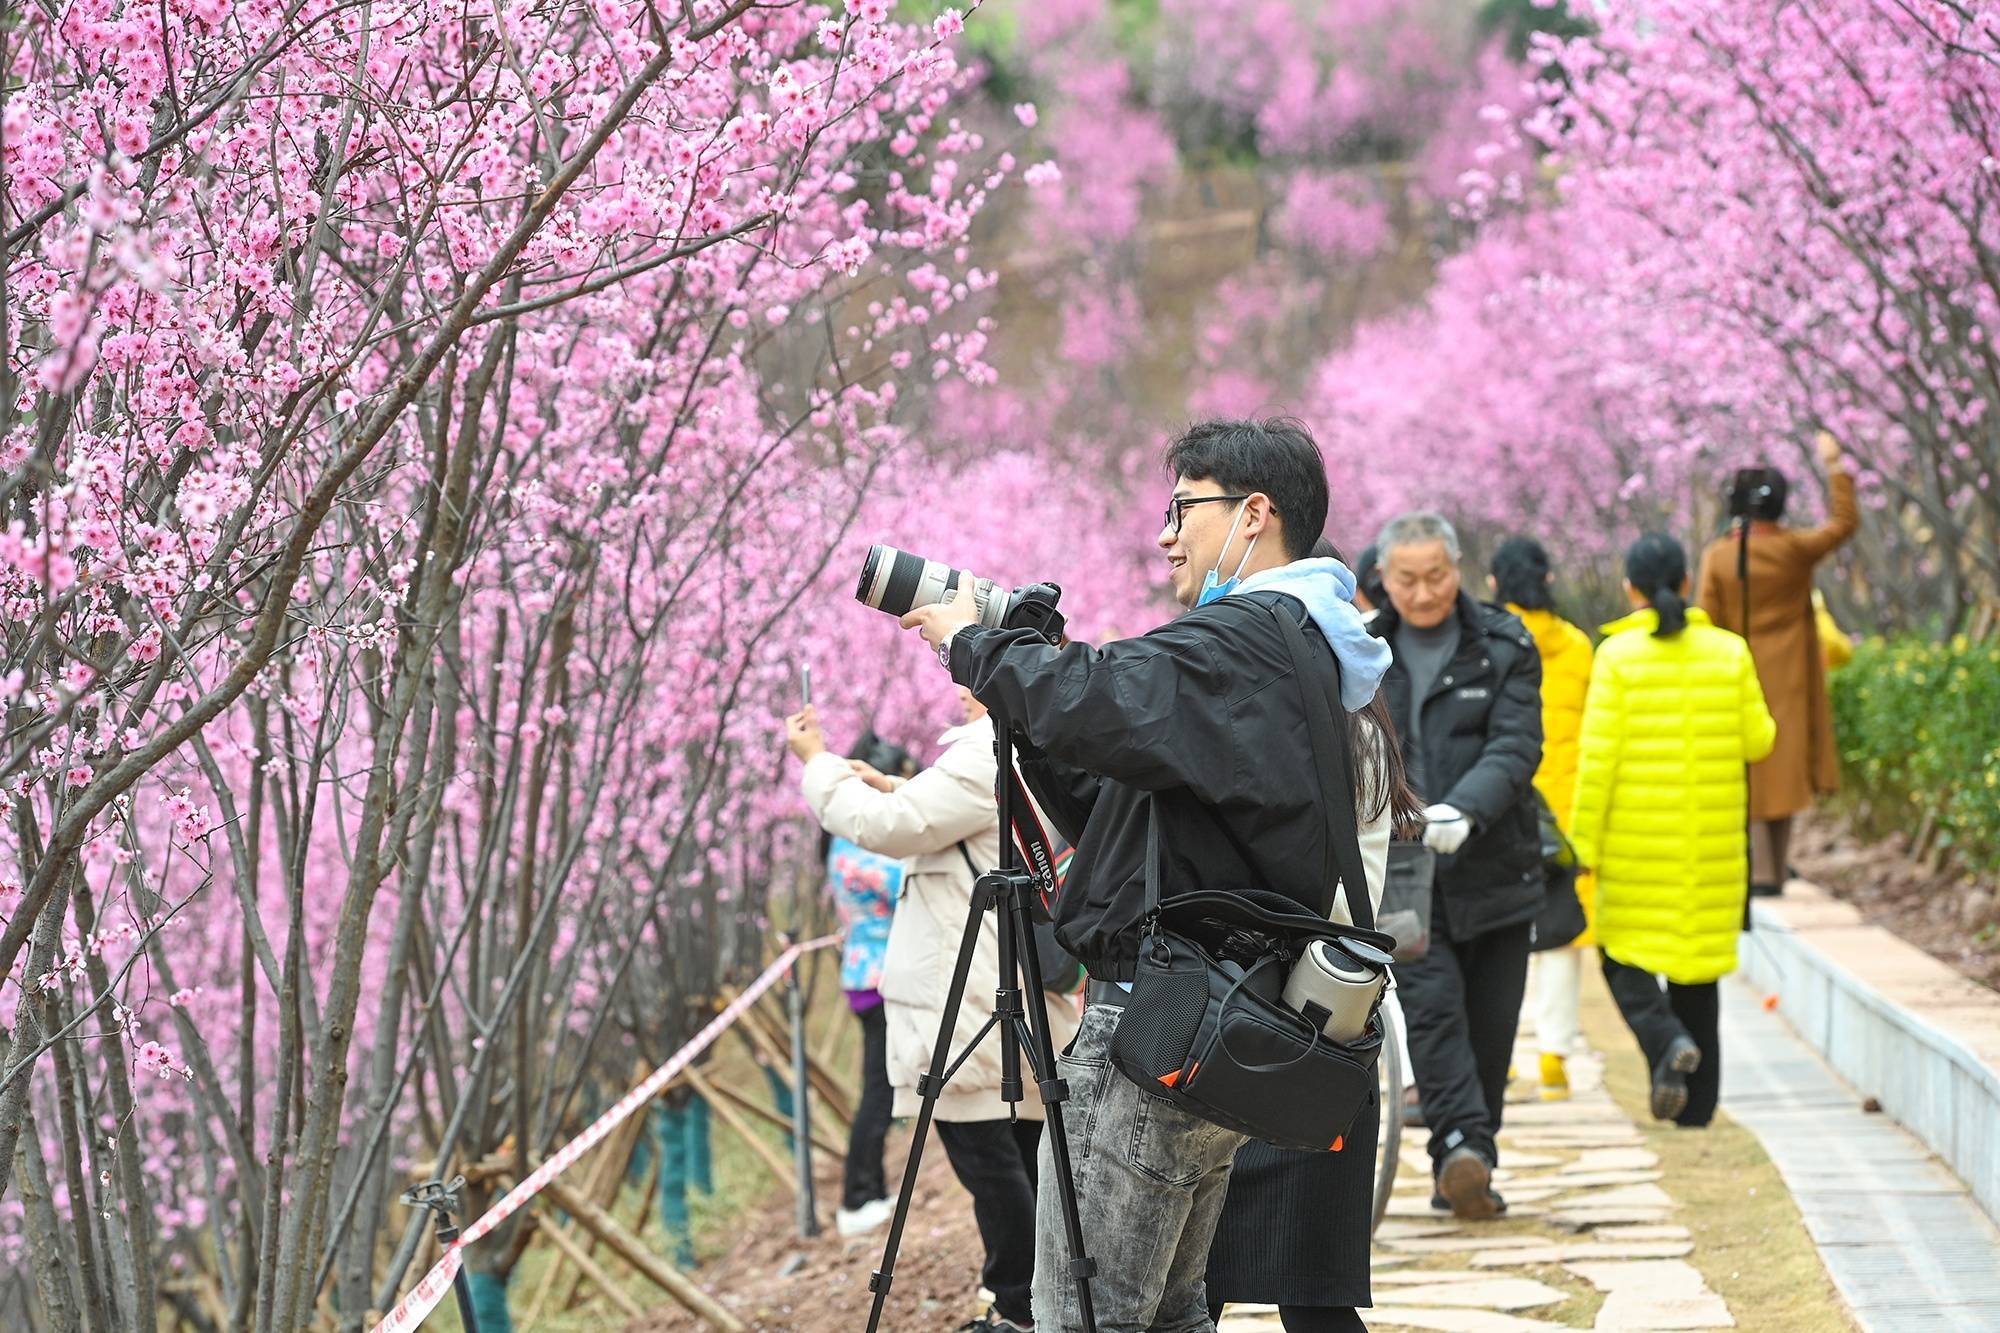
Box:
[900,418,1392,1333]
[1370,512,1544,1221]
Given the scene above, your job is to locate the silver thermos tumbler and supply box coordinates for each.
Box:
[1282,938,1393,1042]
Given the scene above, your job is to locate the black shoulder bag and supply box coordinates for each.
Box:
[1107,599,1397,1152]
[1528,789,1587,952]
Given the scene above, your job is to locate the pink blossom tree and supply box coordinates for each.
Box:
[0,1,1091,1327]
[1311,0,2000,628]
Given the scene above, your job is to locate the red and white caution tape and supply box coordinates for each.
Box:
[368,935,837,1333]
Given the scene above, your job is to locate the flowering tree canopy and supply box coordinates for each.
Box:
[0,1,1098,1326]
[1309,0,2000,629]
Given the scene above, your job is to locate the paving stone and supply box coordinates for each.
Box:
[1490,1182,1568,1199]
[1594,1225,1691,1240]
[1368,1277,1569,1311]
[1548,1183,1674,1210]
[1560,1146,1658,1172]
[1375,1221,1465,1240]
[1509,1169,1663,1189]
[1382,1195,1549,1219]
[1506,1128,1646,1148]
[1502,1101,1632,1127]
[1387,1194,1451,1218]
[1469,1240,1695,1267]
[1377,1270,1505,1284]
[1385,1234,1557,1254]
[1546,1208,1675,1231]
[1565,1258,1734,1329]
[1366,1308,1573,1332]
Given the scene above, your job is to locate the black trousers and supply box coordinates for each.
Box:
[935,1118,1042,1325]
[842,1003,894,1210]
[1398,919,1532,1169]
[1209,1301,1366,1331]
[1600,954,1721,1127]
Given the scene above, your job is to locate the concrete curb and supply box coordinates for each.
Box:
[1737,882,2000,1227]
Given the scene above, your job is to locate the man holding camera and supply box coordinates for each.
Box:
[1369,513,1544,1221]
[901,418,1391,1333]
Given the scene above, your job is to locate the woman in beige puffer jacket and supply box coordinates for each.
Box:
[793,686,1078,1332]
[800,695,1081,1121]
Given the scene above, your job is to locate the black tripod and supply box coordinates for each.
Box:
[866,715,1098,1332]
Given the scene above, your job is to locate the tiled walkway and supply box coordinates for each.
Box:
[1220,1038,1732,1332]
[1718,974,2000,1332]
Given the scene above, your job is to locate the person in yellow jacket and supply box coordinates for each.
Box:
[1570,533,1776,1126]
[1488,537,1594,1102]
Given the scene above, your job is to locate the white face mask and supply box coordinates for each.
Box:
[1196,501,1258,607]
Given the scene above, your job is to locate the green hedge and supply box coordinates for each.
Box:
[1831,634,2000,873]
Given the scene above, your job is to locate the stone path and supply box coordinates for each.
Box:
[1719,974,2000,1333]
[1219,1034,1734,1332]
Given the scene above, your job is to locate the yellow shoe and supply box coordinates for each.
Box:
[1540,1052,1570,1101]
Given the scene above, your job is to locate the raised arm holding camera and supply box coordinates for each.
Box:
[1695,431,1859,898]
[899,418,1394,1333]
[788,690,1080,1333]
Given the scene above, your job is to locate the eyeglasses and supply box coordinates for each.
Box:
[1163,494,1249,535]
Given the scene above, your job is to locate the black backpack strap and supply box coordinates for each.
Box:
[1268,598,1376,932]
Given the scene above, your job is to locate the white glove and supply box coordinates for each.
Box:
[1421,803,1471,855]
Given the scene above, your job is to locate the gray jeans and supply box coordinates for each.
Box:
[1034,1004,1247,1333]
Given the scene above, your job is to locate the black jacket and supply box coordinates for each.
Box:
[1370,593,1544,941]
[949,591,1360,982]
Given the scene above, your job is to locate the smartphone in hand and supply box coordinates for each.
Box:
[800,664,812,709]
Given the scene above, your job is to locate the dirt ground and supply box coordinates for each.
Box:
[1791,811,2000,990]
[629,1120,992,1332]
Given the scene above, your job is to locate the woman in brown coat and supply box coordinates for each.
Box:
[1696,432,1859,895]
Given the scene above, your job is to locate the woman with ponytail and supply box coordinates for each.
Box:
[1569,534,1776,1126]
[1488,536,1595,1103]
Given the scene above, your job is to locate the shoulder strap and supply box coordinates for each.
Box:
[1269,599,1376,932]
[1141,597,1375,932]
[1144,804,1161,918]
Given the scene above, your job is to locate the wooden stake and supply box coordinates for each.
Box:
[529,1213,644,1320]
[525,1091,652,1322]
[735,994,855,1126]
[684,1065,798,1195]
[704,1077,847,1161]
[554,1097,652,1313]
[542,1180,748,1333]
[630,1150,662,1238]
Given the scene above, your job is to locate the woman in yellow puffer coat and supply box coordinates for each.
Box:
[1570,534,1776,1127]
[1489,538,1594,1102]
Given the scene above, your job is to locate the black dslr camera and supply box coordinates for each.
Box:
[1726,466,1789,523]
[855,544,1066,644]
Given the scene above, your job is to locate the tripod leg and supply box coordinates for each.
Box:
[995,891,1025,1110]
[866,880,997,1333]
[1005,892,1098,1333]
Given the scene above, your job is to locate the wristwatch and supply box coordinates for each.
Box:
[937,631,956,670]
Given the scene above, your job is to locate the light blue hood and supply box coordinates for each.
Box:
[1230,558,1392,713]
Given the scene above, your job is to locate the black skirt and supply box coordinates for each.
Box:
[1204,1087,1380,1308]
